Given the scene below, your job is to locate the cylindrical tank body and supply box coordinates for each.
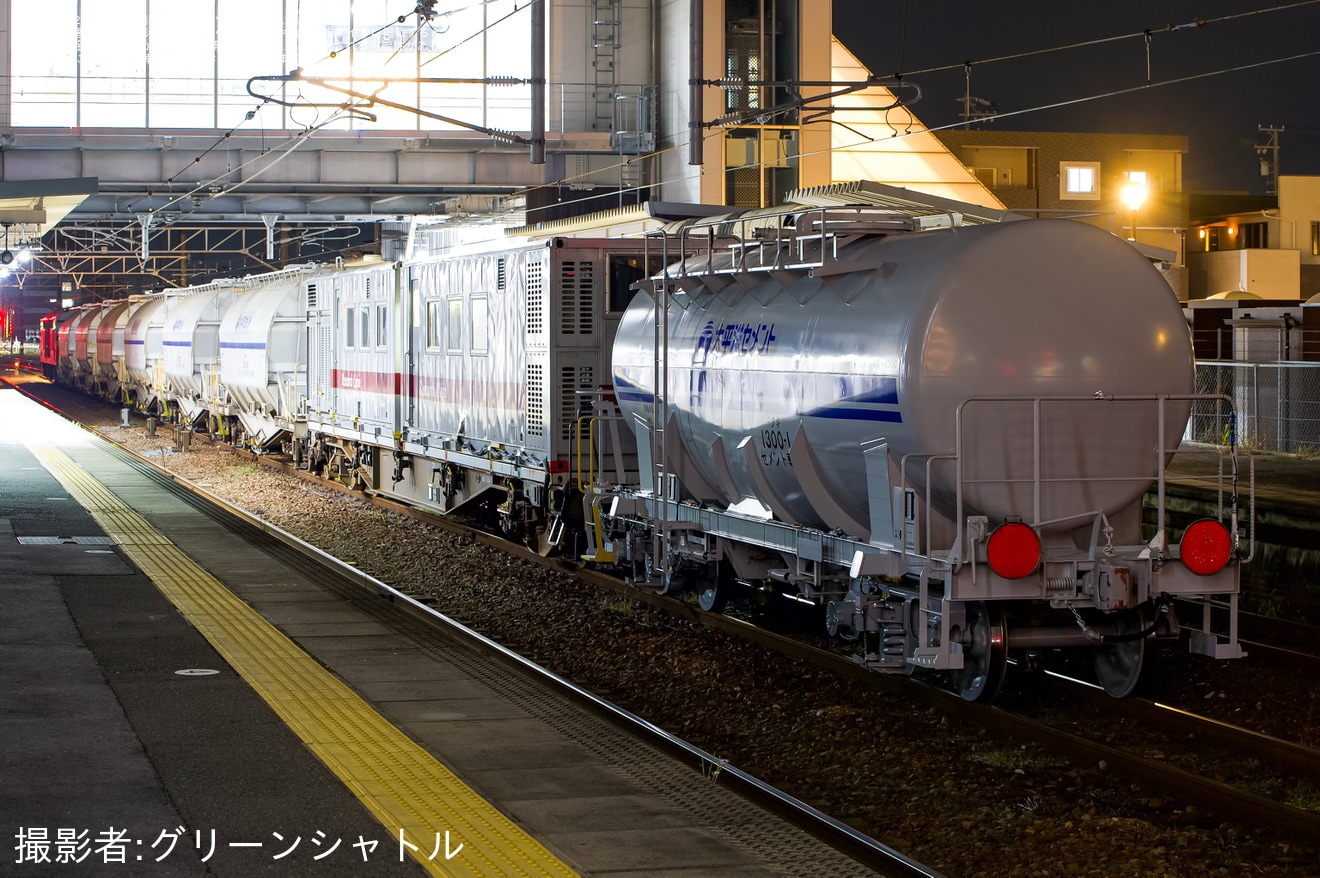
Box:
[74,305,105,387]
[612,219,1194,532]
[56,309,85,364]
[124,295,169,407]
[162,285,235,398]
[94,299,138,391]
[217,271,309,441]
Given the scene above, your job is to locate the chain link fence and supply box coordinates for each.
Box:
[1192,361,1320,454]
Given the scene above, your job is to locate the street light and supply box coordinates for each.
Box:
[1121,182,1146,242]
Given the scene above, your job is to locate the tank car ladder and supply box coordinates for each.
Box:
[574,392,633,564]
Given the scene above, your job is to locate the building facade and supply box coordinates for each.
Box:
[1189,175,1320,302]
[935,129,1190,298]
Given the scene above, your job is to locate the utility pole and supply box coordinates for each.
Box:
[1256,125,1283,197]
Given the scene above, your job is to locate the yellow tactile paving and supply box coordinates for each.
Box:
[25,435,578,878]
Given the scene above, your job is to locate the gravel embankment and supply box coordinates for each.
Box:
[83,414,1320,878]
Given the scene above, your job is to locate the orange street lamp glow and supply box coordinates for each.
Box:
[1121,182,1146,241]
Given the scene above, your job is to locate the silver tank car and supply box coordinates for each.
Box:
[215,267,317,449]
[161,282,237,426]
[612,218,1192,537]
[93,298,141,402]
[604,204,1245,702]
[123,295,169,412]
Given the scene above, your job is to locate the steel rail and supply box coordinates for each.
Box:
[1022,671,1320,785]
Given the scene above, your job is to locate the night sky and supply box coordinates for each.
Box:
[831,0,1320,194]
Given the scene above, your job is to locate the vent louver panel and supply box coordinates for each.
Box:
[315,325,331,409]
[526,261,545,335]
[558,260,595,335]
[307,283,318,309]
[559,365,595,441]
[527,364,546,438]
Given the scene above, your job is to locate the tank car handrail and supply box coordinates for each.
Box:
[641,204,964,284]
[1238,452,1256,563]
[574,414,598,490]
[898,450,957,568]
[949,392,1251,572]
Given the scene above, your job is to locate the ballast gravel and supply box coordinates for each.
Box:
[83,414,1319,878]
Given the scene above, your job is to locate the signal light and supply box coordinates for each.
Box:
[1180,519,1233,576]
[986,522,1041,580]
[547,459,568,473]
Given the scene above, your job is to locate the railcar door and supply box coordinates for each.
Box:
[334,267,395,434]
[305,276,336,421]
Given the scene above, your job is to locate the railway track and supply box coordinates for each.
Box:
[587,576,1320,839]
[208,427,1320,843]
[14,373,1320,873]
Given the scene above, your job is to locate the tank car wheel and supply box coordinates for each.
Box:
[659,567,690,596]
[952,601,1008,703]
[697,582,728,613]
[824,599,858,639]
[1093,608,1146,698]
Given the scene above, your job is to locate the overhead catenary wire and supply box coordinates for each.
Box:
[886,0,1320,81]
[124,104,369,222]
[115,23,1320,264]
[510,0,1320,204]
[501,41,1320,224]
[78,0,1320,276]
[115,0,530,251]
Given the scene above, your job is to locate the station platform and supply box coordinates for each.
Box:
[0,385,874,877]
[1165,445,1320,515]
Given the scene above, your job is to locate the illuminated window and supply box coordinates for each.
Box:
[410,277,423,329]
[1127,170,1148,188]
[721,0,800,208]
[150,0,218,127]
[1060,162,1101,200]
[1312,222,1319,256]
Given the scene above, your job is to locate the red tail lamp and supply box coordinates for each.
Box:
[986,522,1041,579]
[1180,519,1233,576]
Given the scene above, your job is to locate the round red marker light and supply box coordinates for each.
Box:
[1180,519,1233,576]
[986,522,1041,580]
